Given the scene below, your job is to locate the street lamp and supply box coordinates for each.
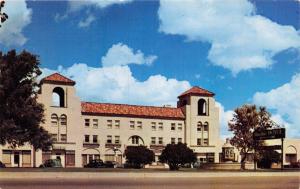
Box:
[113,147,117,168]
[112,147,123,168]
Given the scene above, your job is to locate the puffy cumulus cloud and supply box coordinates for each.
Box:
[102,43,157,67]
[253,74,300,137]
[0,0,32,46]
[41,43,189,106]
[68,0,133,13]
[215,102,234,139]
[158,0,300,74]
[42,64,190,106]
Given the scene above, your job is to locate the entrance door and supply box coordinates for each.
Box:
[13,152,20,167]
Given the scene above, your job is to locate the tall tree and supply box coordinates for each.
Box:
[0,50,52,151]
[124,146,155,168]
[229,104,275,169]
[159,143,196,170]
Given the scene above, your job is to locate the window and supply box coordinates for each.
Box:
[52,87,65,107]
[158,122,163,130]
[171,123,176,131]
[51,134,58,142]
[151,137,156,145]
[93,135,98,143]
[137,121,142,129]
[51,114,58,127]
[85,119,90,127]
[107,135,112,144]
[115,120,120,129]
[178,138,182,143]
[197,122,202,132]
[60,114,67,126]
[158,137,163,145]
[203,138,209,145]
[93,119,98,128]
[197,138,202,145]
[107,120,112,129]
[171,138,175,144]
[198,99,207,116]
[130,121,135,129]
[178,123,182,131]
[207,153,214,163]
[94,155,100,160]
[131,136,139,144]
[61,134,67,142]
[203,122,209,131]
[151,122,156,130]
[84,135,89,143]
[115,136,120,144]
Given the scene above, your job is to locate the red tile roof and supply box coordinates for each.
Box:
[178,86,215,98]
[81,102,185,120]
[41,73,76,86]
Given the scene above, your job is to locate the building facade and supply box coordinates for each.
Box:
[0,73,299,168]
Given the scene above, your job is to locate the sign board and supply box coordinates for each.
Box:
[259,145,282,150]
[253,128,285,140]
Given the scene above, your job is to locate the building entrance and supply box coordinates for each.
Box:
[13,152,20,167]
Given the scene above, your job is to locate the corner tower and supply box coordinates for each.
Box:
[177,86,220,163]
[37,73,82,167]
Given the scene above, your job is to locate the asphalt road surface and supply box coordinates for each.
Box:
[0,176,299,189]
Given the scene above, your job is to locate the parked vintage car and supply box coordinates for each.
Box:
[123,162,143,169]
[0,161,6,168]
[84,159,105,168]
[289,161,300,168]
[104,161,117,168]
[39,159,62,168]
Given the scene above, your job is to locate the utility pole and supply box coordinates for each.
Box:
[0,0,8,27]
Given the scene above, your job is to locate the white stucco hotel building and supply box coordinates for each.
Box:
[0,73,299,168]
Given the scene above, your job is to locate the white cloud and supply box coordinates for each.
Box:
[101,43,157,67]
[253,73,300,138]
[78,14,95,28]
[68,0,133,13]
[55,0,133,25]
[215,102,234,139]
[0,0,32,46]
[41,43,189,106]
[158,0,300,74]
[42,64,190,106]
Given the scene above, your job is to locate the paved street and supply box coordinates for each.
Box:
[0,176,299,189]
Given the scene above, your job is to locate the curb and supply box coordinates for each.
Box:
[1,172,300,179]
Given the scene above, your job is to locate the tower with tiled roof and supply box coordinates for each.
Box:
[177,86,220,163]
[37,73,83,167]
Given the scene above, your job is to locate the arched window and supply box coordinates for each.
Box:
[52,87,65,107]
[203,122,209,131]
[198,99,207,116]
[51,114,58,126]
[60,114,67,126]
[128,135,144,145]
[197,122,202,132]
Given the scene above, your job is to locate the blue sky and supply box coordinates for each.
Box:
[1,0,300,138]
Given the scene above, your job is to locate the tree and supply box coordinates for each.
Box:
[0,50,52,151]
[0,0,9,27]
[228,104,275,170]
[124,146,155,168]
[159,143,196,170]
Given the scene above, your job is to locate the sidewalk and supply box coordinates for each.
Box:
[1,171,299,179]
